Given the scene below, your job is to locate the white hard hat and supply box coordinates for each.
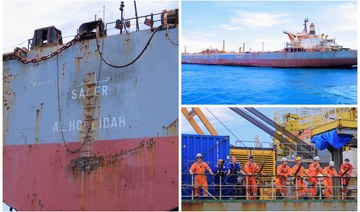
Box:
[196,153,202,158]
[329,161,335,167]
[281,158,287,162]
[314,156,320,161]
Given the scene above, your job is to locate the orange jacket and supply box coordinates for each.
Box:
[190,161,210,176]
[340,163,353,176]
[323,166,338,179]
[292,164,306,177]
[277,164,291,178]
[308,162,323,177]
[244,161,264,176]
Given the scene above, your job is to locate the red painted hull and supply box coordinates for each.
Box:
[3,136,178,211]
[182,51,357,68]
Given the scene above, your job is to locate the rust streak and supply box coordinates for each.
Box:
[34,103,44,144]
[76,57,82,73]
[80,72,97,157]
[3,68,13,144]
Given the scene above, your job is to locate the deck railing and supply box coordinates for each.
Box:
[181,173,357,200]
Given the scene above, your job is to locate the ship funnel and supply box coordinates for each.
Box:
[309,23,315,35]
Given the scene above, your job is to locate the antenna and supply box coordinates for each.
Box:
[119,1,125,34]
[134,1,139,31]
[103,4,105,22]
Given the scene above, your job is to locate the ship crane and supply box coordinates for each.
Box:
[229,107,315,160]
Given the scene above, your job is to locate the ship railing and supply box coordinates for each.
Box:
[181,173,357,201]
[105,9,178,35]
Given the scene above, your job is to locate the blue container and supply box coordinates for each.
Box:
[181,134,230,199]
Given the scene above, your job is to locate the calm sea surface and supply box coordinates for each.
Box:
[182,64,357,104]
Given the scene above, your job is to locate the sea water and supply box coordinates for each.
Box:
[182,64,357,104]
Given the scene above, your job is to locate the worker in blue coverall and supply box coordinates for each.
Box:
[227,155,245,198]
[213,159,228,198]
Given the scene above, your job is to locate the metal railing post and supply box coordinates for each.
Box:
[151,13,154,28]
[341,176,344,200]
[295,177,298,200]
[219,175,222,200]
[246,175,249,200]
[319,177,322,200]
[191,174,194,200]
[271,176,274,200]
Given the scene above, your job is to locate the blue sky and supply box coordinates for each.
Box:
[182,1,357,53]
[182,107,296,148]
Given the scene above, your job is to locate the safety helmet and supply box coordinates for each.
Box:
[295,157,302,162]
[329,161,335,167]
[248,155,254,160]
[281,158,287,162]
[345,158,350,162]
[196,153,202,158]
[314,156,320,161]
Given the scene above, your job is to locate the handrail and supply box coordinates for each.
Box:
[182,173,357,200]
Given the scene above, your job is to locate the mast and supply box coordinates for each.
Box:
[303,18,308,33]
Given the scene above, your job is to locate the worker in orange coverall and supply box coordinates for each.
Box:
[275,158,292,199]
[189,153,214,198]
[323,161,338,200]
[291,157,307,199]
[244,155,264,200]
[308,156,324,199]
[340,158,354,199]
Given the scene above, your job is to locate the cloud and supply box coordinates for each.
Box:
[223,10,291,30]
[221,24,239,31]
[323,3,357,33]
[185,20,197,24]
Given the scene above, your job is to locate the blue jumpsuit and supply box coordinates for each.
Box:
[213,164,228,197]
[228,162,242,197]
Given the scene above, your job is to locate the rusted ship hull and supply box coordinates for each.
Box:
[4,137,178,211]
[182,51,357,68]
[3,17,179,210]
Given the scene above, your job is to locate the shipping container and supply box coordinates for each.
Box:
[181,134,230,199]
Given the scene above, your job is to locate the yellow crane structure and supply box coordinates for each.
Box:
[181,107,218,135]
[274,108,357,170]
[275,108,357,143]
[275,108,356,131]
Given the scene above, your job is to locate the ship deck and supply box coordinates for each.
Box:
[182,199,357,211]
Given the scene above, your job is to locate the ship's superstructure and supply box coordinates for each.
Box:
[283,18,349,52]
